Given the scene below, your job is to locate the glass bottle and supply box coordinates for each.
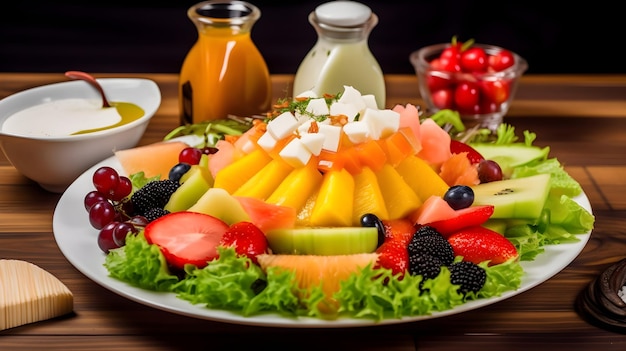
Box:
[293,1,385,108]
[179,1,272,124]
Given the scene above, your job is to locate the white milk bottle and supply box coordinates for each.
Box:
[293,1,385,108]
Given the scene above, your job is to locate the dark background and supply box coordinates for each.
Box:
[0,1,623,75]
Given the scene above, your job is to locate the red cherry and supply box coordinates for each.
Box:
[460,47,488,72]
[488,49,515,71]
[454,82,480,110]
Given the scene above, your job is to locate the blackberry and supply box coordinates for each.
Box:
[131,179,179,216]
[449,261,487,295]
[143,207,171,222]
[408,226,455,265]
[408,254,443,280]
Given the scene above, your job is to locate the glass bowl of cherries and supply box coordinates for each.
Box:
[410,38,528,131]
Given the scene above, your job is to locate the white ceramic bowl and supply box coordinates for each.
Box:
[0,78,161,193]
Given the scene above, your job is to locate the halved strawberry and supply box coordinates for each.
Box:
[219,221,269,264]
[143,211,230,270]
[375,239,409,278]
[447,226,519,266]
[428,205,494,237]
[381,218,415,244]
[450,140,484,164]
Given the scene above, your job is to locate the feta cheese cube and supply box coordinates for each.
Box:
[342,121,370,144]
[299,132,325,156]
[361,108,400,139]
[296,90,318,99]
[361,94,379,109]
[256,131,278,152]
[306,98,330,117]
[338,86,367,112]
[267,111,300,139]
[318,124,342,152]
[279,138,312,168]
[329,102,360,122]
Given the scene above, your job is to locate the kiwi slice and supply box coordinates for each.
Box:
[266,227,378,255]
[470,144,550,176]
[471,173,551,219]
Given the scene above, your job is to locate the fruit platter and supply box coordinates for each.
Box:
[52,86,595,327]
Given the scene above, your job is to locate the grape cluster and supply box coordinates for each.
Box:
[85,166,147,253]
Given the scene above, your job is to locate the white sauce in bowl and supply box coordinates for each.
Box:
[1,98,122,137]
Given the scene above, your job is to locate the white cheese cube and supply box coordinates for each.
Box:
[338,86,366,112]
[267,111,300,139]
[306,98,330,117]
[318,124,342,152]
[256,131,278,152]
[342,121,370,144]
[361,94,379,109]
[299,132,325,156]
[279,138,312,168]
[329,102,360,122]
[361,108,400,140]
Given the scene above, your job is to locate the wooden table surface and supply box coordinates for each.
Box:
[1,73,626,350]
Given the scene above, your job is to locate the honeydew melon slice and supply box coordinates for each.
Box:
[469,144,550,177]
[471,173,551,219]
[266,227,378,255]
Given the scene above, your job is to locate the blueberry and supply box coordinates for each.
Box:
[443,185,474,210]
[168,162,192,183]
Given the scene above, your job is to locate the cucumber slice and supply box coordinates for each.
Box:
[266,227,378,255]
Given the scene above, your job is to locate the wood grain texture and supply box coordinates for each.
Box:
[1,73,626,350]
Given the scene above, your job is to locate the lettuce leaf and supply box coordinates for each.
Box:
[512,158,583,197]
[105,232,178,291]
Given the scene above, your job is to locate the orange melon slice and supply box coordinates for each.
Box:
[115,141,189,179]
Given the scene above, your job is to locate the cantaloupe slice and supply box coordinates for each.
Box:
[115,140,190,179]
[1,260,74,331]
[256,253,378,314]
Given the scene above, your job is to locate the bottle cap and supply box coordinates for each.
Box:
[314,1,371,27]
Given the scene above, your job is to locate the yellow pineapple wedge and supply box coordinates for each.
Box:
[233,158,294,200]
[266,160,323,210]
[376,163,422,219]
[310,168,354,227]
[395,154,449,202]
[352,166,389,225]
[213,149,272,194]
[256,253,379,315]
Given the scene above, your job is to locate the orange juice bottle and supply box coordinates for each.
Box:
[179,1,272,124]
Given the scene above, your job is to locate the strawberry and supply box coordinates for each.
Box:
[381,218,415,245]
[375,219,416,277]
[427,205,494,237]
[219,221,269,264]
[143,211,230,270]
[447,226,519,266]
[450,140,484,164]
[375,239,409,278]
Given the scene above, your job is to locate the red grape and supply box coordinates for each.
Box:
[110,175,132,201]
[98,221,121,253]
[93,166,120,198]
[84,190,107,212]
[112,222,138,247]
[89,200,116,230]
[179,147,203,165]
[477,159,503,183]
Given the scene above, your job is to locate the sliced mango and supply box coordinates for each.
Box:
[233,158,294,200]
[213,149,272,194]
[376,163,422,219]
[395,154,449,202]
[310,168,354,227]
[352,166,389,225]
[266,160,323,211]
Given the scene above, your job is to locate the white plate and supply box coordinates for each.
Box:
[52,142,593,328]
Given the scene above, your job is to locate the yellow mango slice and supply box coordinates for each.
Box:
[234,158,294,200]
[213,149,272,194]
[310,168,354,227]
[376,163,422,219]
[395,154,449,202]
[266,160,323,211]
[352,166,389,225]
[295,189,319,227]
